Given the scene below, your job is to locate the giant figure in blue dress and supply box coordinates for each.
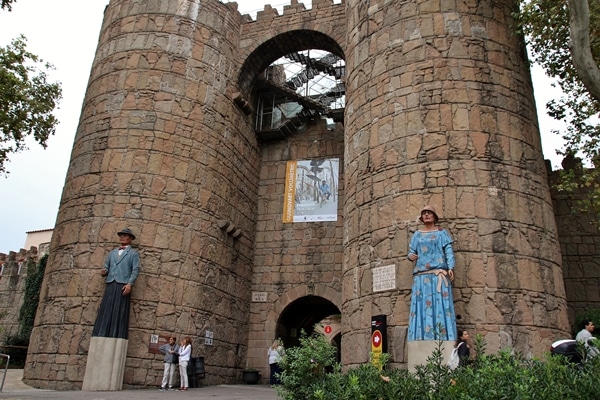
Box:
[407,206,457,341]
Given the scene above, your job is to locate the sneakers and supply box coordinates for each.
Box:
[158,387,166,391]
[168,387,176,391]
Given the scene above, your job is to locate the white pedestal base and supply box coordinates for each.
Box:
[82,336,128,391]
[407,340,455,372]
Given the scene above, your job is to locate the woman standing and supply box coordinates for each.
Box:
[456,329,471,367]
[177,337,192,391]
[407,205,457,341]
[267,339,284,385]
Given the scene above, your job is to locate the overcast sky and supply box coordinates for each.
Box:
[0,0,565,254]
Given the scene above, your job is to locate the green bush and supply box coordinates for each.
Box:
[277,331,600,400]
[277,331,339,400]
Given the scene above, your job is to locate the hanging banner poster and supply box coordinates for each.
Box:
[282,158,339,223]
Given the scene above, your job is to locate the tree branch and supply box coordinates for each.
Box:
[569,0,600,102]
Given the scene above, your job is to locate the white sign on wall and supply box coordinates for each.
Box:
[373,264,396,292]
[252,292,268,302]
[205,330,213,346]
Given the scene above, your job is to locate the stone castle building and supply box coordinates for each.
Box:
[17,0,599,389]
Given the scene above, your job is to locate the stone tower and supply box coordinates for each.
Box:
[23,0,569,389]
[342,0,569,367]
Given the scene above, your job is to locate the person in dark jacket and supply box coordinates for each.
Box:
[456,329,471,367]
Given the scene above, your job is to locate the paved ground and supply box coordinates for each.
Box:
[0,370,280,400]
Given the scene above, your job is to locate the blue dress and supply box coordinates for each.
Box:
[407,228,457,341]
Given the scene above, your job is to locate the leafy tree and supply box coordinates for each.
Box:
[1,0,17,11]
[0,35,62,174]
[518,0,600,217]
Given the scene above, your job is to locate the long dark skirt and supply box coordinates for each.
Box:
[92,282,130,339]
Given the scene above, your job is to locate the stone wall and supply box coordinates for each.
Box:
[24,0,258,390]
[550,160,600,323]
[0,249,39,339]
[342,0,568,365]
[246,118,344,378]
[15,0,586,390]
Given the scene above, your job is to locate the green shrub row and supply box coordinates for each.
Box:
[277,332,600,400]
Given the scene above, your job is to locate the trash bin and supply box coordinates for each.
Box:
[186,357,205,388]
[193,356,205,377]
[550,339,582,365]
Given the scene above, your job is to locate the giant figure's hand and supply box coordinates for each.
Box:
[122,283,132,296]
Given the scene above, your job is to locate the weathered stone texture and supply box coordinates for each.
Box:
[247,120,344,369]
[343,0,567,367]
[551,166,600,323]
[0,249,39,338]
[25,0,257,389]
[15,0,592,390]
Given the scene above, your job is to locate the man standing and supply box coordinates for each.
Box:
[83,228,141,391]
[575,319,599,359]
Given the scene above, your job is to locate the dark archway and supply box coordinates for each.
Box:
[275,295,340,348]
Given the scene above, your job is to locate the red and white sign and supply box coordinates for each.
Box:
[371,330,382,349]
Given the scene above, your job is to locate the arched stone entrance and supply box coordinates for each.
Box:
[276,295,341,348]
[246,284,342,381]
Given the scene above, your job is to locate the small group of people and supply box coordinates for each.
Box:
[158,336,192,391]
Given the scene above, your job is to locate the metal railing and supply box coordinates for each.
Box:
[0,353,10,392]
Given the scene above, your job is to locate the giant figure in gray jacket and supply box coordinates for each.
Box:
[92,228,140,339]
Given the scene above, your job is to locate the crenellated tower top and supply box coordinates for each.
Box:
[223,0,344,24]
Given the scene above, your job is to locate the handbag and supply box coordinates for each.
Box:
[447,342,464,370]
[170,345,179,364]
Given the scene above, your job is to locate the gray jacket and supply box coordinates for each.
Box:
[159,343,180,363]
[103,246,140,286]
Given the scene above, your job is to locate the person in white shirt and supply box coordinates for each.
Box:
[575,319,599,359]
[268,339,285,385]
[177,336,192,391]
